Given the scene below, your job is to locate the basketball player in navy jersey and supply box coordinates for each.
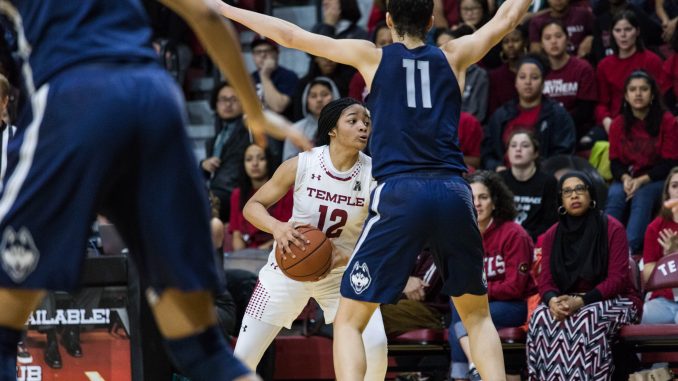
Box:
[0,1,310,380]
[213,0,532,379]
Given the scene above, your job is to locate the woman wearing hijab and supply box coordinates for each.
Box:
[526,171,641,380]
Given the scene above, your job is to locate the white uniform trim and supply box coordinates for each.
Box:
[349,182,384,261]
[0,85,48,221]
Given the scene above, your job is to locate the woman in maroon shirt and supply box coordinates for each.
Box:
[595,10,663,136]
[488,27,528,115]
[605,70,678,255]
[526,171,641,380]
[229,144,293,250]
[640,167,678,324]
[450,171,533,381]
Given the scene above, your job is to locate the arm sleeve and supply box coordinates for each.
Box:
[228,189,242,233]
[488,228,534,300]
[537,229,561,300]
[594,63,612,124]
[591,218,631,300]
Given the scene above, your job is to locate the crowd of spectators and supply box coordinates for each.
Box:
[2,0,677,379]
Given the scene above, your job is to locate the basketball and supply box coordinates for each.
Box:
[275,226,333,281]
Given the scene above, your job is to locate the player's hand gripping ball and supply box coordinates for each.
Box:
[275,226,333,281]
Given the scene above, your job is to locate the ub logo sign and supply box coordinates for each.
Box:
[1,227,40,283]
[349,262,371,294]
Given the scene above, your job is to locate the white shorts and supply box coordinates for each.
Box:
[245,254,346,329]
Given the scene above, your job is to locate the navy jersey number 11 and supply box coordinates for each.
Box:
[402,59,432,109]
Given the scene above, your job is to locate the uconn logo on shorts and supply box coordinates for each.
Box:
[1,227,40,283]
[349,262,371,294]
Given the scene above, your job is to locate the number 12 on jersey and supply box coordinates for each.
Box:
[402,59,432,109]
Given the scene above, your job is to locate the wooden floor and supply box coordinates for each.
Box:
[18,329,131,381]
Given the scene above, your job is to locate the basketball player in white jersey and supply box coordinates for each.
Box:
[233,98,387,379]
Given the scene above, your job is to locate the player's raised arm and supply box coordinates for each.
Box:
[158,0,311,151]
[444,0,531,72]
[210,0,380,79]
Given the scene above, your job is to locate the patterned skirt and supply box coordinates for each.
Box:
[526,296,638,381]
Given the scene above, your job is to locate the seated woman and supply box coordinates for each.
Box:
[500,130,559,241]
[594,10,664,139]
[284,77,340,161]
[229,144,293,251]
[449,171,533,381]
[488,27,528,115]
[527,171,641,380]
[605,70,678,255]
[482,54,576,171]
[540,20,597,145]
[641,167,678,324]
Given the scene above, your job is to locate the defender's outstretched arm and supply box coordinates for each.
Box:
[158,0,311,151]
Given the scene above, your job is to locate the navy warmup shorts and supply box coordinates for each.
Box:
[340,173,487,304]
[0,62,223,292]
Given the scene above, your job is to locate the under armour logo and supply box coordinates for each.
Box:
[311,174,321,181]
[242,325,247,332]
[270,262,278,270]
[353,181,361,191]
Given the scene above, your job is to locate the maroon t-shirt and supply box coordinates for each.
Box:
[229,187,294,248]
[543,56,597,113]
[489,64,517,115]
[529,7,594,54]
[595,50,664,124]
[608,112,678,177]
[643,217,678,301]
[348,72,367,102]
[458,112,483,158]
[660,53,678,102]
[483,220,534,301]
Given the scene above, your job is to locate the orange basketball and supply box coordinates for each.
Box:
[275,226,333,282]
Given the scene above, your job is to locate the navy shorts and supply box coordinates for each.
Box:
[0,62,223,292]
[340,173,487,304]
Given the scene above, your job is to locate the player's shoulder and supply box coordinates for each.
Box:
[358,151,372,167]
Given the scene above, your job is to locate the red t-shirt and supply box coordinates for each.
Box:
[348,72,367,102]
[458,112,483,158]
[489,64,517,115]
[595,50,664,124]
[529,7,594,54]
[643,217,678,301]
[660,53,678,102]
[608,112,678,177]
[228,187,294,248]
[502,104,542,145]
[543,56,597,113]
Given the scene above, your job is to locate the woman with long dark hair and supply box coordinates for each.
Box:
[228,144,293,251]
[527,171,641,380]
[450,170,533,381]
[594,10,664,136]
[605,70,678,254]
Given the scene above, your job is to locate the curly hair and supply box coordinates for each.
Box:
[466,170,517,222]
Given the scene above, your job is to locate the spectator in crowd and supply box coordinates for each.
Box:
[284,77,340,160]
[605,70,678,255]
[591,0,663,64]
[655,0,678,42]
[459,112,485,171]
[660,27,678,114]
[594,10,664,140]
[529,0,594,57]
[293,56,353,121]
[500,130,559,241]
[312,0,368,40]
[482,54,576,171]
[348,21,392,102]
[450,170,533,381]
[488,27,528,115]
[380,249,448,337]
[641,167,678,324]
[526,171,641,380]
[540,20,598,144]
[229,144,293,251]
[435,26,489,123]
[201,81,252,220]
[209,190,226,253]
[251,35,299,130]
[454,0,504,68]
